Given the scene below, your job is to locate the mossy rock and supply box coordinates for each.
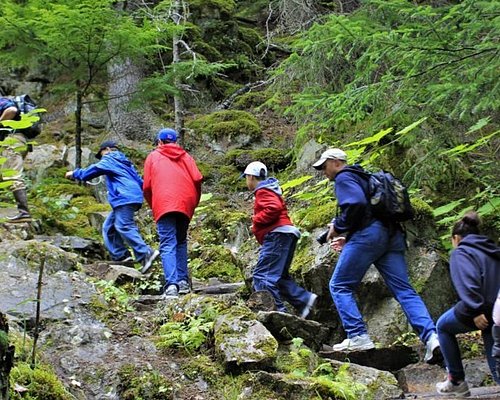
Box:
[225,148,291,173]
[181,355,224,385]
[293,202,335,231]
[186,110,261,142]
[190,0,236,17]
[191,245,242,282]
[233,91,270,110]
[9,362,73,400]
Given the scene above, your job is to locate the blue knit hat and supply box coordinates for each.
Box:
[157,128,178,143]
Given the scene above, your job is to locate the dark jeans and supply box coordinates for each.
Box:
[253,232,311,313]
[329,220,436,341]
[156,212,189,288]
[437,308,499,384]
[103,203,150,261]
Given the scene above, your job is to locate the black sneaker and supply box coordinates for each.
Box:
[140,249,160,274]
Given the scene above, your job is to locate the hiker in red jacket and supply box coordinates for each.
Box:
[143,128,202,298]
[244,161,317,318]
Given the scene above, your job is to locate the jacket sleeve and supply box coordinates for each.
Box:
[142,156,152,207]
[333,173,368,233]
[72,160,110,182]
[451,248,486,322]
[253,189,281,227]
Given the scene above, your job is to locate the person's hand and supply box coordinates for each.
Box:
[65,171,74,180]
[473,314,489,330]
[326,223,337,242]
[330,236,346,253]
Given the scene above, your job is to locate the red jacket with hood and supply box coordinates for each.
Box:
[252,177,294,244]
[143,143,202,222]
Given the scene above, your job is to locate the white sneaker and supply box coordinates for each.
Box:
[425,332,442,364]
[300,293,318,319]
[178,280,191,295]
[162,284,179,299]
[332,334,375,351]
[436,378,470,397]
[140,249,160,274]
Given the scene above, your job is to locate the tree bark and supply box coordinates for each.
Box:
[75,88,83,169]
[172,0,185,146]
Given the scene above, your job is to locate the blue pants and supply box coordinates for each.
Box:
[253,232,311,313]
[156,212,189,288]
[103,203,151,262]
[437,308,499,384]
[330,221,436,341]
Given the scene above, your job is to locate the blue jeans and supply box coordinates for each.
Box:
[156,212,189,288]
[437,308,499,384]
[253,232,311,313]
[103,203,151,261]
[330,221,436,341]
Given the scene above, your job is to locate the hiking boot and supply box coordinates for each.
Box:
[332,334,375,351]
[163,284,179,299]
[425,332,442,364]
[300,293,318,319]
[436,378,470,397]
[7,211,32,223]
[140,249,160,274]
[113,256,134,265]
[178,280,191,295]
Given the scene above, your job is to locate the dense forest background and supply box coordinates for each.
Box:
[0,1,499,399]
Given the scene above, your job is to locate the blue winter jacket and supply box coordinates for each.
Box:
[451,234,500,327]
[332,164,372,234]
[72,151,144,209]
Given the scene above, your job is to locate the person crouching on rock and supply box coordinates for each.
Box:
[243,161,317,319]
[65,140,159,270]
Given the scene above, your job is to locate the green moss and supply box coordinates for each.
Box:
[290,237,315,275]
[411,197,434,219]
[190,245,242,282]
[0,330,8,352]
[293,202,335,231]
[182,355,224,384]
[190,0,236,16]
[9,363,73,400]
[186,110,261,141]
[117,364,173,400]
[225,148,291,171]
[233,91,270,110]
[238,27,263,51]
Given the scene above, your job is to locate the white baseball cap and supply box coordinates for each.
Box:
[312,148,347,170]
[243,161,268,178]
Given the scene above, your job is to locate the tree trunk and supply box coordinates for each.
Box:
[0,312,14,400]
[107,58,159,141]
[172,0,185,146]
[75,89,83,169]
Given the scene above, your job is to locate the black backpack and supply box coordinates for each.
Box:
[13,94,42,139]
[340,167,415,223]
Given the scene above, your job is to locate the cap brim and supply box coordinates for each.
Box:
[312,158,326,170]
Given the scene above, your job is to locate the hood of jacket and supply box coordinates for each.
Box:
[254,177,282,196]
[459,234,500,260]
[155,143,186,161]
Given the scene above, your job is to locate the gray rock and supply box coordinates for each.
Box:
[24,144,64,184]
[34,235,105,260]
[295,139,324,172]
[214,314,278,369]
[104,264,143,284]
[87,211,110,233]
[396,363,446,393]
[257,311,330,351]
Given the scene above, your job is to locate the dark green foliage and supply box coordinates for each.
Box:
[225,148,291,171]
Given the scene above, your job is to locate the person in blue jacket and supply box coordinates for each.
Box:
[435,211,500,397]
[313,148,440,362]
[65,140,159,270]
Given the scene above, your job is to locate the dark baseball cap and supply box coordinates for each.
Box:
[95,140,118,159]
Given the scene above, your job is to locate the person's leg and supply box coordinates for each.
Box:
[482,327,500,384]
[114,204,151,262]
[436,308,472,382]
[375,230,436,343]
[253,233,292,312]
[157,213,179,288]
[175,214,190,283]
[276,235,311,310]
[330,221,387,338]
[103,210,131,260]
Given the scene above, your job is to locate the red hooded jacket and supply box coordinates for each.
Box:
[143,144,202,222]
[252,178,294,244]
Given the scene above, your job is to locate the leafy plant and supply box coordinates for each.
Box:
[94,280,136,313]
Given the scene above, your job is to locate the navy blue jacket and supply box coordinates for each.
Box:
[332,165,372,234]
[72,151,144,209]
[451,234,500,327]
